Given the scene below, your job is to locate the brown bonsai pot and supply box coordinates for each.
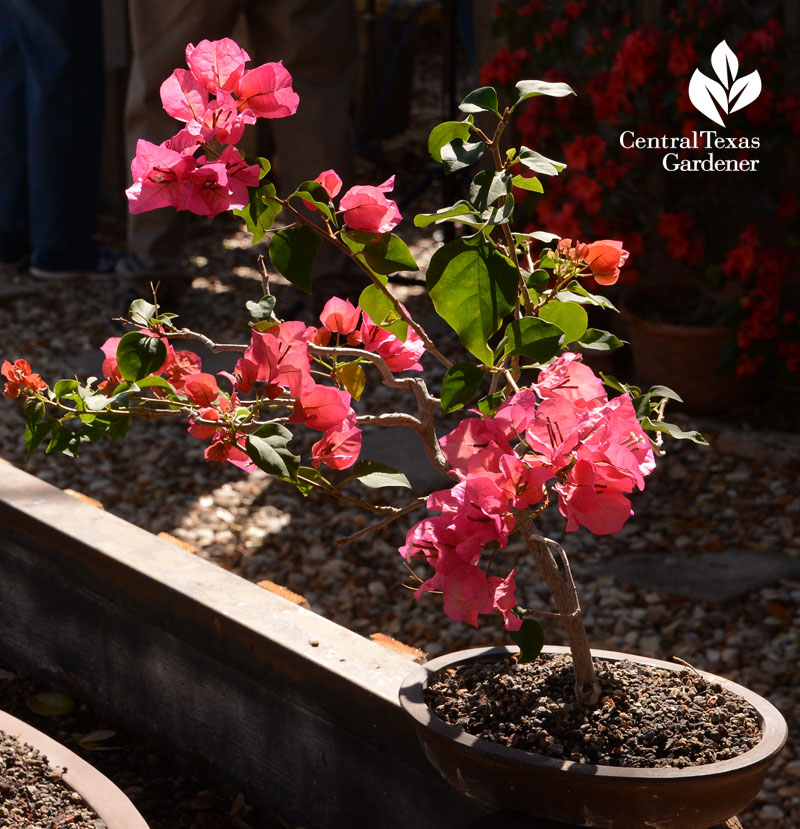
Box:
[0,708,149,828]
[398,645,787,829]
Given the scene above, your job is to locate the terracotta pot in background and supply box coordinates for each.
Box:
[621,310,746,415]
[399,645,787,829]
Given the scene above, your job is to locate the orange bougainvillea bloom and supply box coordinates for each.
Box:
[583,240,630,285]
[1,359,47,399]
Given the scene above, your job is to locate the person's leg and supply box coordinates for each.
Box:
[123,0,243,275]
[10,0,104,271]
[247,0,358,192]
[247,0,361,305]
[0,7,30,264]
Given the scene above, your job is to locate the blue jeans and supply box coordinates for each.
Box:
[0,0,104,269]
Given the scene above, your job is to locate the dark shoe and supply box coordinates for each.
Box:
[29,248,123,281]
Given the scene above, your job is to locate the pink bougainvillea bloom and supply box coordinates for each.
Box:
[162,349,202,390]
[126,139,196,214]
[1,359,46,399]
[555,458,634,535]
[490,569,523,631]
[319,297,360,335]
[534,352,607,410]
[339,176,402,233]
[315,169,343,199]
[183,373,220,407]
[236,61,299,119]
[187,406,221,440]
[307,326,332,347]
[160,69,209,123]
[438,563,496,627]
[311,410,362,470]
[189,90,254,145]
[289,384,351,431]
[185,38,250,93]
[359,311,425,372]
[219,357,259,395]
[244,321,313,398]
[583,240,630,285]
[439,415,514,476]
[204,433,255,472]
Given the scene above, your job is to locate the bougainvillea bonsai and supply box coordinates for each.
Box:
[3,38,706,706]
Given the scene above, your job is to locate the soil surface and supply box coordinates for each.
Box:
[0,729,103,828]
[425,654,763,768]
[0,668,293,829]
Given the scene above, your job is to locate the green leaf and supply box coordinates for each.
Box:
[579,328,625,351]
[527,269,551,293]
[233,180,281,243]
[246,294,277,323]
[640,417,708,445]
[510,174,544,193]
[358,284,408,340]
[648,385,684,402]
[509,617,546,664]
[440,139,485,174]
[428,120,473,162]
[116,331,168,382]
[514,230,561,245]
[245,422,300,480]
[458,86,500,115]
[427,237,518,364]
[291,181,335,223]
[441,362,485,414]
[295,465,328,497]
[343,459,411,489]
[341,230,418,275]
[269,225,322,295]
[539,302,588,344]
[128,299,158,326]
[557,281,617,310]
[470,170,512,211]
[24,399,52,461]
[414,201,479,228]
[52,379,79,398]
[83,394,111,412]
[480,195,515,225]
[256,156,271,179]
[476,391,506,417]
[503,318,564,363]
[518,147,566,176]
[601,373,638,396]
[512,79,575,110]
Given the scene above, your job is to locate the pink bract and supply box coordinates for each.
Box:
[311,411,362,470]
[236,61,299,119]
[339,176,402,234]
[185,38,250,93]
[319,297,360,335]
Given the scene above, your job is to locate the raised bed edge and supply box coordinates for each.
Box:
[0,461,485,828]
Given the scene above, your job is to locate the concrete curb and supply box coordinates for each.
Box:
[0,461,485,828]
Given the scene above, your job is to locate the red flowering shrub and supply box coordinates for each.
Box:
[488,0,797,376]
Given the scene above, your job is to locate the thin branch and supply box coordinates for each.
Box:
[337,497,427,547]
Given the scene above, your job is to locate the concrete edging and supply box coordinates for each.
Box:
[0,461,485,828]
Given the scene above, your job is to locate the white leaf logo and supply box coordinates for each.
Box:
[688,40,762,126]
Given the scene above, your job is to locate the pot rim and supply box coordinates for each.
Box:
[0,708,149,828]
[399,644,788,781]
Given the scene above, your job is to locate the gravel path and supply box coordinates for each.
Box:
[1,24,798,828]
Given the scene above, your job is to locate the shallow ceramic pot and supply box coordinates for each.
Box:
[0,708,149,828]
[399,645,787,829]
